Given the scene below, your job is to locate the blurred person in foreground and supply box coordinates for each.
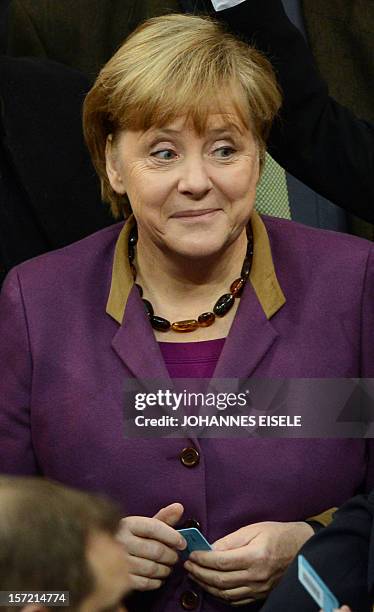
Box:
[0,13,373,612]
[0,477,130,612]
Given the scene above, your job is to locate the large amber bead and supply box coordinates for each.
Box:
[171,320,199,333]
[198,312,215,327]
[230,277,245,297]
[142,299,154,318]
[213,293,235,317]
[151,316,171,331]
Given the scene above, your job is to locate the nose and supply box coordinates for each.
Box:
[177,155,213,200]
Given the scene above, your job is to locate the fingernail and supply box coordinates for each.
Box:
[178,539,186,550]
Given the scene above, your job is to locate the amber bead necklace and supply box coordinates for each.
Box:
[128,224,253,333]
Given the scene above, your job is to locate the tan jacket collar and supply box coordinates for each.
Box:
[106,211,285,325]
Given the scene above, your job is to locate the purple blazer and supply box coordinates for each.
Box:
[0,214,373,612]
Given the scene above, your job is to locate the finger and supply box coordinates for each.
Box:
[129,573,163,592]
[189,548,273,582]
[189,548,250,571]
[120,515,185,550]
[185,562,271,596]
[129,555,173,580]
[188,575,258,603]
[184,561,251,590]
[153,502,184,526]
[125,533,179,565]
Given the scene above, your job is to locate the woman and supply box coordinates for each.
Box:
[0,14,373,612]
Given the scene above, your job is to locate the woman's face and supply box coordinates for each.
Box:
[106,110,260,260]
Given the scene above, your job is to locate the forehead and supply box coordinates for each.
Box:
[118,82,252,135]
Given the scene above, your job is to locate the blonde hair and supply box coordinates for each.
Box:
[83,13,282,218]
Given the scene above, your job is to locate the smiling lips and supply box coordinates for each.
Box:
[171,208,220,218]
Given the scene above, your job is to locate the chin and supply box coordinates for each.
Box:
[165,220,231,258]
[166,236,227,261]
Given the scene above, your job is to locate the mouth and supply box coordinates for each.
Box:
[171,208,220,219]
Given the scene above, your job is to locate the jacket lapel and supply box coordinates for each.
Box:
[213,281,280,380]
[111,286,171,382]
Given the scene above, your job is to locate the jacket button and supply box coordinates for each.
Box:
[183,518,201,530]
[180,590,200,610]
[180,447,200,467]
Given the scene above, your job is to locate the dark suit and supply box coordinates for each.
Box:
[5,0,179,80]
[301,0,374,241]
[302,0,374,123]
[0,55,113,284]
[0,0,10,53]
[261,493,374,611]
[215,0,374,224]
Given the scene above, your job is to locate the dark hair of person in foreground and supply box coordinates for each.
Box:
[0,477,128,612]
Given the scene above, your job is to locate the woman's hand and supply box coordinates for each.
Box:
[118,502,186,591]
[184,521,313,606]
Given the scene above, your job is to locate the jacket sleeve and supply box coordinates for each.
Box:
[217,0,374,223]
[0,268,39,474]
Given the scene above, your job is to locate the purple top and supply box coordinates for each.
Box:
[159,339,225,379]
[0,215,373,612]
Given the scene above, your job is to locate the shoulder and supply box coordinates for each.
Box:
[261,215,374,306]
[0,55,91,151]
[262,214,373,270]
[0,55,91,91]
[3,223,124,306]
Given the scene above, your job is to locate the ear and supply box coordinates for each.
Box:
[105,134,126,195]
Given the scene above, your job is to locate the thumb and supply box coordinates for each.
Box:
[153,502,184,526]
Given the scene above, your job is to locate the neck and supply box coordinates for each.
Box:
[134,231,248,320]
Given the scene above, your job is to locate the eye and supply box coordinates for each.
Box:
[213,146,236,159]
[150,149,177,161]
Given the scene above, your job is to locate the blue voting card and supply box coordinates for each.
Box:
[298,554,340,612]
[178,527,212,560]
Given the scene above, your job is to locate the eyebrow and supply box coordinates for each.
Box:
[147,123,245,138]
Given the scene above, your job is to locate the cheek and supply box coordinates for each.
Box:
[216,161,259,202]
[125,171,173,222]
